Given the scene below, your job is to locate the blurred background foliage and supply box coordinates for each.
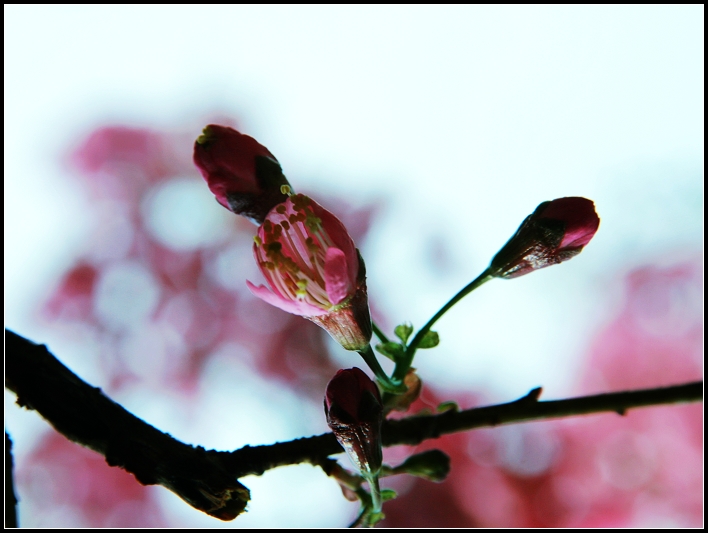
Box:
[5,5,702,527]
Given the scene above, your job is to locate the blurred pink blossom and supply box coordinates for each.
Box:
[384,258,702,527]
[23,119,701,527]
[19,433,166,528]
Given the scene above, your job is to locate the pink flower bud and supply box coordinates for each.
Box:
[490,197,600,279]
[193,125,291,224]
[325,368,384,475]
[247,194,372,351]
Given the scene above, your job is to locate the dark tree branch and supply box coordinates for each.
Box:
[5,329,703,521]
[5,432,18,528]
[216,382,703,476]
[5,330,250,521]
[381,382,703,446]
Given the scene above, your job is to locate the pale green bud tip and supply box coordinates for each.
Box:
[195,126,214,145]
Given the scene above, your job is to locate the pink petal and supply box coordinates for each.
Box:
[324,248,353,306]
[539,197,600,249]
[560,226,597,249]
[246,281,326,317]
[309,200,359,285]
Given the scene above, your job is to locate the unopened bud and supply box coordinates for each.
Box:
[490,197,600,279]
[193,125,291,224]
[325,368,384,475]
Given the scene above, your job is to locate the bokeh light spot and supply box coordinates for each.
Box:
[93,261,160,332]
[143,178,233,251]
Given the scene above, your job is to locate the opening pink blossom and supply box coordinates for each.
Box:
[247,194,372,351]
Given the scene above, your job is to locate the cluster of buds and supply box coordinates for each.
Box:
[194,124,601,521]
[194,125,372,352]
[194,125,600,352]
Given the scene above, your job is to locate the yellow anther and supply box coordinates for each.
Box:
[305,214,322,231]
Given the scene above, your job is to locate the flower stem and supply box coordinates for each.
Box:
[393,268,494,382]
[366,472,382,514]
[371,322,390,344]
[358,345,406,393]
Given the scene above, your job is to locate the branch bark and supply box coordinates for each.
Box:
[5,330,250,521]
[5,432,18,528]
[217,382,703,477]
[5,329,703,521]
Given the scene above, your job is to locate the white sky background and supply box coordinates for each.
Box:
[4,5,703,527]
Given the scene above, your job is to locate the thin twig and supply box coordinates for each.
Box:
[5,329,703,521]
[380,382,703,446]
